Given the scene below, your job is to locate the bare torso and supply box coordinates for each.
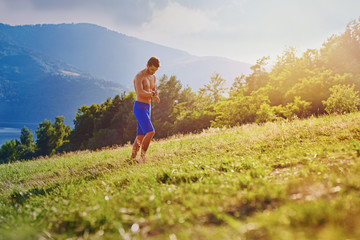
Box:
[134,68,156,104]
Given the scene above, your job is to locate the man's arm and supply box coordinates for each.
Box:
[152,77,160,103]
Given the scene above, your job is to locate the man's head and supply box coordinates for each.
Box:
[147,56,160,75]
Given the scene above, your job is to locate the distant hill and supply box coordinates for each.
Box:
[0,38,122,126]
[0,23,251,126]
[0,23,251,90]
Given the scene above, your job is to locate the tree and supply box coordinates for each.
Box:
[20,127,34,147]
[266,48,303,106]
[36,120,53,156]
[173,92,216,133]
[199,72,227,102]
[110,92,136,145]
[152,75,182,123]
[285,69,351,114]
[36,116,71,156]
[322,84,360,114]
[86,129,120,150]
[69,92,137,149]
[212,90,270,127]
[0,140,21,164]
[0,127,36,163]
[286,96,312,118]
[51,116,71,152]
[321,17,360,76]
[255,103,276,123]
[71,104,101,149]
[19,127,36,159]
[244,57,270,94]
[229,74,246,97]
[152,75,183,138]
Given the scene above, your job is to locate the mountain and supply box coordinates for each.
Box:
[0,23,251,128]
[0,23,251,90]
[0,38,122,126]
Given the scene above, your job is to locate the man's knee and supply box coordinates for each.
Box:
[147,130,155,137]
[135,135,144,144]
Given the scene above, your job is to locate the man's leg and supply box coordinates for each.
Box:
[131,135,144,161]
[140,131,155,163]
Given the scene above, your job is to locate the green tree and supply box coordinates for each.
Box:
[36,120,53,156]
[229,74,246,97]
[71,104,101,149]
[286,96,312,118]
[322,84,360,114]
[97,97,113,130]
[153,75,182,122]
[36,116,71,156]
[244,56,270,94]
[110,92,136,145]
[152,75,183,138]
[321,17,360,76]
[285,69,351,113]
[212,90,269,127]
[20,127,34,147]
[273,96,312,119]
[52,116,71,152]
[199,72,227,102]
[70,92,137,149]
[86,129,120,150]
[266,48,303,106]
[255,103,276,123]
[19,127,36,159]
[174,92,216,133]
[0,140,21,164]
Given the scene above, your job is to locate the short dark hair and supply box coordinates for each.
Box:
[147,56,160,68]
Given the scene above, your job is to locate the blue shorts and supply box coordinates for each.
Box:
[133,101,154,135]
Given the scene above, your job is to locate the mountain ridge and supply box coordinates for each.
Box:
[0,22,251,89]
[0,22,251,130]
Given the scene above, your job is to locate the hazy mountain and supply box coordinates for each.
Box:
[0,38,122,126]
[0,23,251,90]
[0,23,251,128]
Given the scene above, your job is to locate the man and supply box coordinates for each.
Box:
[130,57,160,164]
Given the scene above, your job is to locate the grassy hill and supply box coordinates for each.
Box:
[1,112,360,240]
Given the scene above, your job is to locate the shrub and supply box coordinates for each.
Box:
[256,103,276,123]
[322,84,360,114]
[86,129,120,150]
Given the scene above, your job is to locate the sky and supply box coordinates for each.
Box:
[0,0,359,64]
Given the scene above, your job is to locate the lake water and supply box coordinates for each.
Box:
[0,122,38,146]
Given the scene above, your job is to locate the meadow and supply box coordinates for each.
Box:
[1,112,360,240]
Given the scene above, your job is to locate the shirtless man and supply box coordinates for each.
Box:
[131,57,160,163]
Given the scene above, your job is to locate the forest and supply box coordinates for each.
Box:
[1,18,359,164]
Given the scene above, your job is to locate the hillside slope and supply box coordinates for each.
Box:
[0,39,122,125]
[1,113,360,239]
[0,23,251,90]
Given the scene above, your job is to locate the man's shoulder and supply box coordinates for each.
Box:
[134,69,145,80]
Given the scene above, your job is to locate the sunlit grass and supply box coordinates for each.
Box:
[1,113,360,239]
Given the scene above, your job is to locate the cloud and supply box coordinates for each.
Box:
[1,0,359,64]
[0,0,154,27]
[138,1,217,37]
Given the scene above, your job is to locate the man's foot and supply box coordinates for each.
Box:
[139,156,146,164]
[127,158,139,165]
[140,149,147,164]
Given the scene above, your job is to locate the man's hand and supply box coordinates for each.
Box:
[152,89,160,103]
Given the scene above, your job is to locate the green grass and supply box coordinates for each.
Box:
[1,113,360,240]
